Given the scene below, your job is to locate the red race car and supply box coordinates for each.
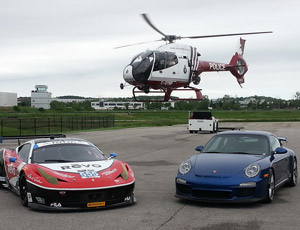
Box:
[0,136,135,210]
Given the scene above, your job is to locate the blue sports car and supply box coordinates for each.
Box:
[175,131,298,203]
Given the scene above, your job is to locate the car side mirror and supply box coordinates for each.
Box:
[9,157,17,163]
[273,147,288,155]
[195,145,204,152]
[109,153,117,159]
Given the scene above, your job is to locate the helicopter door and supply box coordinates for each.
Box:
[130,51,154,83]
[150,52,189,84]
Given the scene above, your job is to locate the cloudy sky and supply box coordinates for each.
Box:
[0,0,299,100]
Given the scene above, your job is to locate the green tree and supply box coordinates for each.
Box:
[293,91,300,108]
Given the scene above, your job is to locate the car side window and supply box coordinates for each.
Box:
[18,143,31,162]
[269,136,281,152]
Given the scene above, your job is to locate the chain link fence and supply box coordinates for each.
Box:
[0,116,114,137]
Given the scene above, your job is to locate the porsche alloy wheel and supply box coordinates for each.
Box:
[265,170,275,203]
[287,159,298,187]
[19,174,28,207]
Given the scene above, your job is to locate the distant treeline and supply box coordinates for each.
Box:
[13,92,300,112]
[145,94,300,111]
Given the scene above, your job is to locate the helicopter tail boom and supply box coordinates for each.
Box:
[195,38,248,84]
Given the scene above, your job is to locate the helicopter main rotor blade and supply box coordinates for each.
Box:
[181,31,273,39]
[114,39,163,49]
[141,13,169,41]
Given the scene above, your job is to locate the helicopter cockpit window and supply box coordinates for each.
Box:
[130,52,143,63]
[166,53,178,68]
[153,53,166,71]
[131,52,153,65]
[153,52,178,71]
[130,51,154,83]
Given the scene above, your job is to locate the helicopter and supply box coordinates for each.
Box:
[118,14,272,102]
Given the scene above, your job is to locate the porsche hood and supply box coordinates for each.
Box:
[193,153,265,177]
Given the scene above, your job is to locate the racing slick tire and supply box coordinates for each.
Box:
[19,173,29,207]
[264,169,275,203]
[0,149,6,189]
[286,158,298,187]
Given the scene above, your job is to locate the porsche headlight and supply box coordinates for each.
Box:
[179,161,192,175]
[245,164,260,178]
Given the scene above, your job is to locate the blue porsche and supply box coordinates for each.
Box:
[175,131,298,203]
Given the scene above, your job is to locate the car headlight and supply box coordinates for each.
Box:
[179,161,192,175]
[120,164,129,180]
[245,164,260,178]
[37,168,59,185]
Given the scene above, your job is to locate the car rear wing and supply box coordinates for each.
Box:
[0,134,66,145]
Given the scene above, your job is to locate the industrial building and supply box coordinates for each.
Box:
[0,92,17,107]
[91,101,144,110]
[91,100,175,110]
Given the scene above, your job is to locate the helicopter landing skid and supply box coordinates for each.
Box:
[132,86,203,102]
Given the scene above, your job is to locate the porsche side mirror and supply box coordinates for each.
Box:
[195,145,204,152]
[272,147,288,155]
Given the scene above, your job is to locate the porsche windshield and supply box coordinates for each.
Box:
[202,134,269,155]
[31,144,106,163]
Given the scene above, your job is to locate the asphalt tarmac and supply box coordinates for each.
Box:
[0,122,299,230]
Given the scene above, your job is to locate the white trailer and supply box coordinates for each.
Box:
[188,112,218,133]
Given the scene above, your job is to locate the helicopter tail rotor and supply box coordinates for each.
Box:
[229,38,248,85]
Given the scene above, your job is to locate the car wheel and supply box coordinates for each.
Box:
[19,173,28,207]
[265,169,275,203]
[287,158,298,187]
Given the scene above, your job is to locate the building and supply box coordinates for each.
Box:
[0,92,17,107]
[31,85,52,109]
[91,101,144,110]
[52,98,87,103]
[91,100,175,110]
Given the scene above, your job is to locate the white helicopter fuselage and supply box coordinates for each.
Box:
[149,44,191,84]
[123,43,199,89]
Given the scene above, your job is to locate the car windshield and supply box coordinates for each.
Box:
[202,134,269,155]
[31,144,106,163]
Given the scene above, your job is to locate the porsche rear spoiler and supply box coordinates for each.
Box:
[0,134,66,145]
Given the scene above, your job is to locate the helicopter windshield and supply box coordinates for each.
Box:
[153,52,178,71]
[130,51,154,83]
